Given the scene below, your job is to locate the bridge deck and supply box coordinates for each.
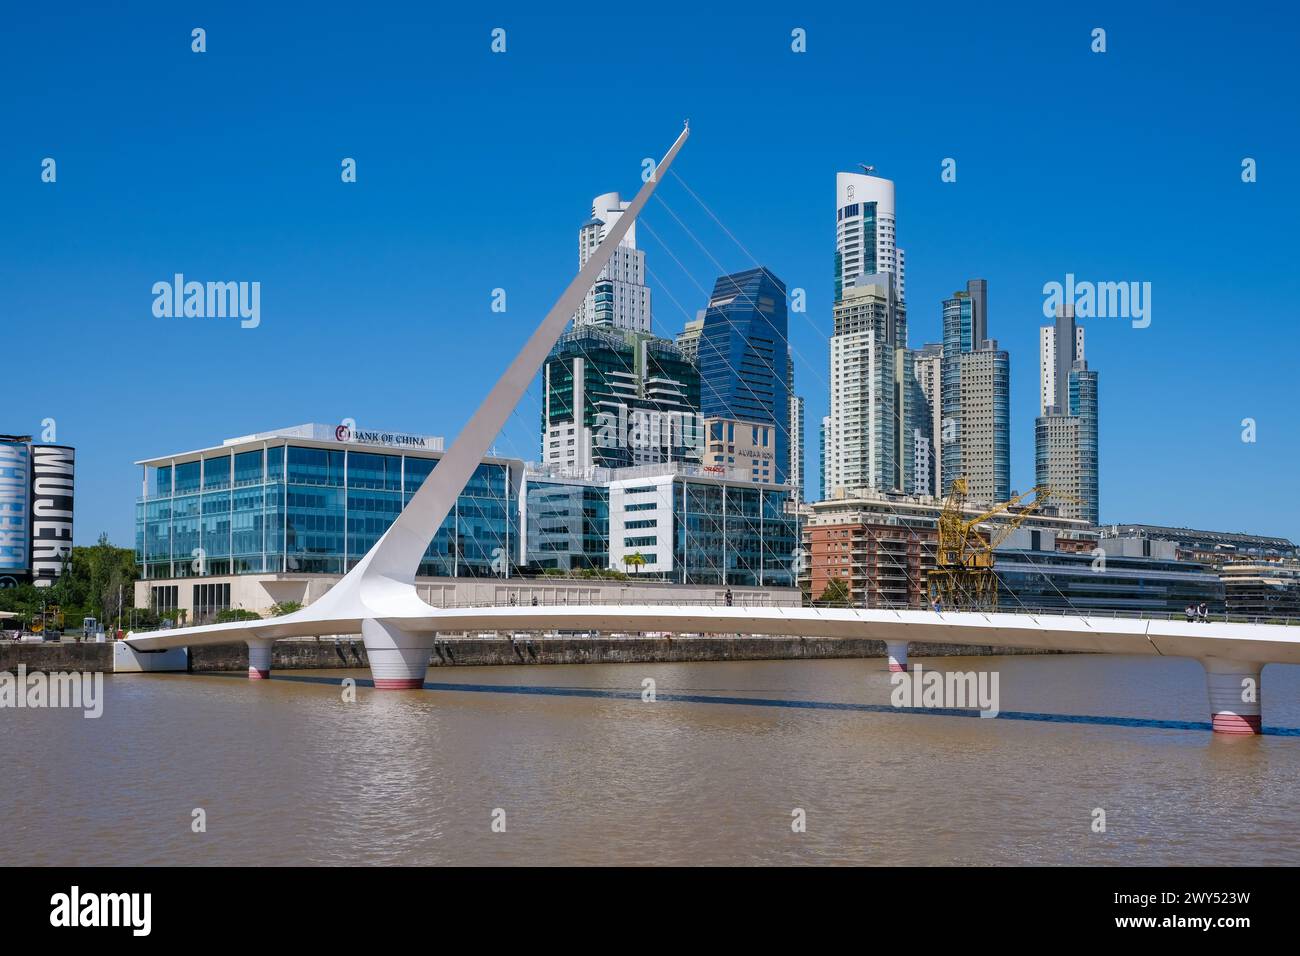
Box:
[126,604,1300,666]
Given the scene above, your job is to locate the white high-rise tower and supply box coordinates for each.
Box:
[826,170,914,498]
[574,192,651,333]
[835,171,905,302]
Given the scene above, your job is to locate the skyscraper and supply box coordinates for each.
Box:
[1040,311,1086,415]
[695,268,791,484]
[913,342,944,497]
[820,415,831,501]
[542,326,700,471]
[826,277,917,495]
[574,192,651,333]
[825,170,920,499]
[940,280,1010,504]
[1036,306,1099,524]
[787,351,806,503]
[675,312,705,364]
[547,188,702,470]
[835,171,905,303]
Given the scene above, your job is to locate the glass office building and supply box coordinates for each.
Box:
[607,466,798,587]
[996,549,1222,614]
[696,268,791,484]
[523,462,799,587]
[523,470,610,572]
[541,325,701,471]
[135,425,521,581]
[675,480,798,587]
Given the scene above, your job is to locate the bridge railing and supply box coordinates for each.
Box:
[419,597,1300,628]
[122,599,1300,633]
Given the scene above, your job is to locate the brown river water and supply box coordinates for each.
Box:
[2,654,1298,865]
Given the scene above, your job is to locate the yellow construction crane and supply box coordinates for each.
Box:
[928,479,1080,611]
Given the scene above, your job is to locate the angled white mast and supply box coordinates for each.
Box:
[357,123,690,589]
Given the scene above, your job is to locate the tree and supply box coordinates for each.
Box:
[215,608,262,623]
[0,583,43,629]
[622,552,647,575]
[0,533,139,630]
[818,578,852,607]
[269,600,303,617]
[577,567,628,581]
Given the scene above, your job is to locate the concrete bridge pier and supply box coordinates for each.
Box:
[247,639,274,680]
[1202,658,1263,735]
[362,619,433,689]
[885,640,909,673]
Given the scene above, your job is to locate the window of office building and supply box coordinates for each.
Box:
[151,585,178,614]
[192,582,231,620]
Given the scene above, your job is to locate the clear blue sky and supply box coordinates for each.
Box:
[2,1,1297,547]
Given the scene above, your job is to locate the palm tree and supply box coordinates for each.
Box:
[623,552,647,576]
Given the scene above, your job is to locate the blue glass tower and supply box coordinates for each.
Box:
[695,268,791,484]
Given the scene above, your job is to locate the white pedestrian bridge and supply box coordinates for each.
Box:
[125,600,1300,736]
[124,125,1296,735]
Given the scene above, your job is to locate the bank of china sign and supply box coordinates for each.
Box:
[334,424,431,449]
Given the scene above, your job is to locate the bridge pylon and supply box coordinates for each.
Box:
[362,619,434,690]
[1202,658,1263,735]
[247,639,274,680]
